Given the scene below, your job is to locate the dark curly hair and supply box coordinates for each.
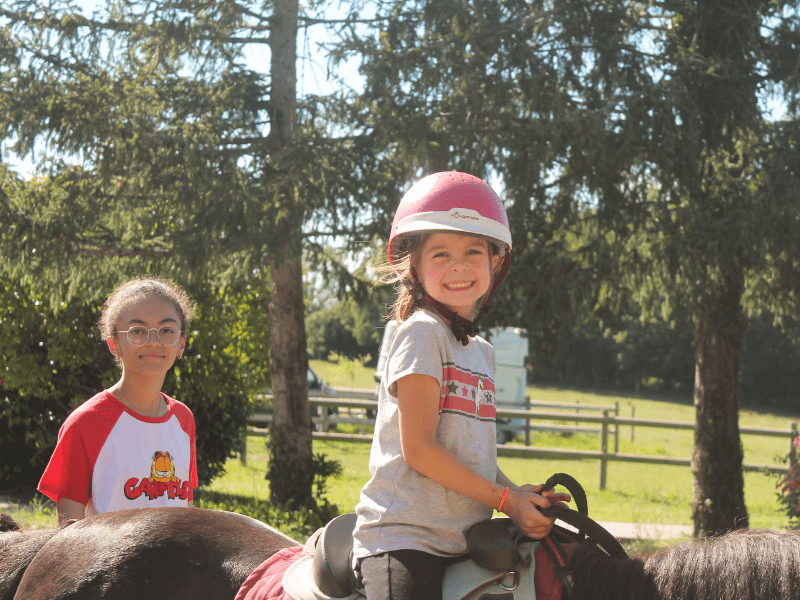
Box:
[98,276,195,341]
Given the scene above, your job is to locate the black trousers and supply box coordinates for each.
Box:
[358,549,450,600]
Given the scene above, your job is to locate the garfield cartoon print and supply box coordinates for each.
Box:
[124,443,193,502]
[150,450,181,483]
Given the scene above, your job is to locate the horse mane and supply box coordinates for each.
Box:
[569,528,800,600]
[0,513,63,600]
[568,542,660,600]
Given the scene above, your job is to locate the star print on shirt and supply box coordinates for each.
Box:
[446,381,459,395]
[461,386,469,397]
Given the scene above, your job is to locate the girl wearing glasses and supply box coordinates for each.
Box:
[38,276,199,525]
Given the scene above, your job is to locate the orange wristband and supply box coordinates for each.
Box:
[497,487,509,512]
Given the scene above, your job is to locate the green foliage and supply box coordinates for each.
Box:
[530,314,695,394]
[0,0,384,504]
[531,309,800,408]
[740,314,800,408]
[163,277,272,485]
[306,300,382,364]
[333,0,800,358]
[304,244,391,364]
[0,277,111,487]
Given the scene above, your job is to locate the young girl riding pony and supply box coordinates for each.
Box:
[353,172,569,600]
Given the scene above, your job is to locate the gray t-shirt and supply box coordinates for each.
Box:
[353,310,498,558]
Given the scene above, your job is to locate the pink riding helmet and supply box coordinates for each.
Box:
[388,171,512,276]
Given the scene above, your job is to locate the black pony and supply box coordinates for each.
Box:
[2,509,800,600]
[569,527,800,600]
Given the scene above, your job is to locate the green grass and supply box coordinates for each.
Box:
[0,494,55,530]
[310,358,378,390]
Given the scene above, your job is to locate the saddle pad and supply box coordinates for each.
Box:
[443,541,539,600]
[235,546,306,600]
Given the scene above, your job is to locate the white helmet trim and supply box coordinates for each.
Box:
[393,208,512,252]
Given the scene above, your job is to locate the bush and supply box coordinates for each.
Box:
[0,280,110,487]
[776,433,800,529]
[305,299,383,365]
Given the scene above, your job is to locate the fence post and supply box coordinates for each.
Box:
[524,395,531,447]
[240,426,247,466]
[321,404,329,433]
[791,421,798,465]
[600,409,609,490]
[614,401,619,454]
[630,403,635,442]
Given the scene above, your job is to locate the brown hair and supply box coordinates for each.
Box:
[374,236,426,323]
[98,276,195,340]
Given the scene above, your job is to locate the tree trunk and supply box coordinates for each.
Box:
[268,249,313,507]
[691,271,748,537]
[266,0,312,508]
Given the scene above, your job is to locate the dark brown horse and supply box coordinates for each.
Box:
[0,509,296,600]
[3,509,800,600]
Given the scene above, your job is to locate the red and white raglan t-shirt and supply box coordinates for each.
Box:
[38,390,198,516]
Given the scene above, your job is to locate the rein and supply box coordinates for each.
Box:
[465,473,627,600]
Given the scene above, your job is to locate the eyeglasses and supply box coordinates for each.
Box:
[117,325,182,347]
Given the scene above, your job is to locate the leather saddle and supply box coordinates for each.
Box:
[309,512,360,598]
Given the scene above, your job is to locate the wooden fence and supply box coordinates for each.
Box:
[245,391,797,490]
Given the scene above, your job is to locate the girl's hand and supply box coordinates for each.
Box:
[501,485,571,539]
[501,488,556,539]
[519,483,571,507]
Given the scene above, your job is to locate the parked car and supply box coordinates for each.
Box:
[308,366,335,397]
[485,327,528,444]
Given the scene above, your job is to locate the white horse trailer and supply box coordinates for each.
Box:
[486,327,528,444]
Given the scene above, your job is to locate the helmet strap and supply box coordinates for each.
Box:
[429,294,481,346]
[402,278,425,301]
